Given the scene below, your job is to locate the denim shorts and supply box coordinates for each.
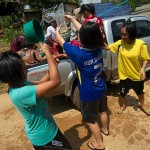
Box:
[81,94,107,124]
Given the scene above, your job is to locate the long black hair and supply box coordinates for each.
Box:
[123,20,137,41]
[0,51,26,84]
[79,3,95,15]
[79,21,104,49]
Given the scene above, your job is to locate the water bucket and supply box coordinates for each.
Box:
[23,19,45,44]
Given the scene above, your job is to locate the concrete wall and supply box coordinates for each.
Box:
[80,0,101,4]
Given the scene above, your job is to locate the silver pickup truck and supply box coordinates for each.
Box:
[27,15,150,109]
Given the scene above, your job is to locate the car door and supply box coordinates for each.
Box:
[104,18,126,81]
[129,16,150,71]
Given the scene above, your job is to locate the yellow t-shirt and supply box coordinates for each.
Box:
[109,39,150,81]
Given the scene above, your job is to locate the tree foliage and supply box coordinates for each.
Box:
[0,0,80,9]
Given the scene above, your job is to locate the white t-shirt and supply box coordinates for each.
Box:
[45,26,56,38]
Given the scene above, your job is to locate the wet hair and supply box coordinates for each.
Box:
[0,51,26,84]
[79,3,95,15]
[122,20,137,41]
[79,22,104,49]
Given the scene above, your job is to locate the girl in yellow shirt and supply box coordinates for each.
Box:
[104,21,150,115]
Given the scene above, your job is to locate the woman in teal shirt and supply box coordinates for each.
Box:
[0,43,72,149]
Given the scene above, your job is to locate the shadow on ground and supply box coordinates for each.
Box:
[64,123,92,149]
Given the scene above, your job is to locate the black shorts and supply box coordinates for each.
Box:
[120,78,144,97]
[33,129,72,150]
[81,94,108,124]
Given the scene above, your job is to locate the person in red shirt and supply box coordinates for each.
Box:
[10,35,26,53]
[79,3,105,40]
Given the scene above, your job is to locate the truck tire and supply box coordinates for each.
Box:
[71,83,80,110]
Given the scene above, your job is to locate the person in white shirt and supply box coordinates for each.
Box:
[45,15,67,59]
[45,16,59,52]
[45,19,57,39]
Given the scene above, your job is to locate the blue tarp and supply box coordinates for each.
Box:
[94,3,131,19]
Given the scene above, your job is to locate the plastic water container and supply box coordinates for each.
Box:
[23,19,45,44]
[55,3,68,33]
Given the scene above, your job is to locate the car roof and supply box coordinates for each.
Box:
[102,14,148,21]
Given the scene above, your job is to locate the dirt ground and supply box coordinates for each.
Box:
[0,4,150,149]
[0,77,150,150]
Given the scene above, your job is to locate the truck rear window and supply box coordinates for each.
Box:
[111,19,126,42]
[135,20,150,38]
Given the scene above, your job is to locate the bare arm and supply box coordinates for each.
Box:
[56,26,65,47]
[140,60,149,80]
[141,60,149,69]
[65,15,81,31]
[30,72,50,85]
[102,42,110,51]
[30,43,60,98]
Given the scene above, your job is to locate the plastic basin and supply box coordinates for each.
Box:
[23,19,44,44]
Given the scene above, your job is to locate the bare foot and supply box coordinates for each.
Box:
[139,106,150,115]
[87,141,105,150]
[118,106,126,114]
[101,128,109,136]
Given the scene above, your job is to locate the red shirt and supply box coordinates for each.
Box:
[82,15,105,40]
[10,35,25,53]
[83,15,103,27]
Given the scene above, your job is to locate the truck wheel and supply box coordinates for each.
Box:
[71,83,80,110]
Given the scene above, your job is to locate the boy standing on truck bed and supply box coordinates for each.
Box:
[56,15,108,150]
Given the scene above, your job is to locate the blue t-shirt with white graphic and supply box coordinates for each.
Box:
[8,81,58,146]
[63,42,105,101]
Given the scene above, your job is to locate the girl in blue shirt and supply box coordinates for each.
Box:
[0,43,72,150]
[56,16,108,150]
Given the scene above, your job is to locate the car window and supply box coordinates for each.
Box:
[111,19,126,42]
[135,20,150,38]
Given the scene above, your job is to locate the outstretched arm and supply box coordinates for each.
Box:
[65,15,81,31]
[56,26,65,47]
[30,43,60,98]
[102,42,110,51]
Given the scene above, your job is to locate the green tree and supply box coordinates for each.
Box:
[0,0,80,9]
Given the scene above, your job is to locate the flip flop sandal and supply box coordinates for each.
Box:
[118,106,126,114]
[139,106,150,116]
[87,141,105,150]
[101,130,109,136]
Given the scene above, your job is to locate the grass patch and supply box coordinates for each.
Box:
[0,40,10,52]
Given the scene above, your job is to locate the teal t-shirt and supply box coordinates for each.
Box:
[8,82,58,146]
